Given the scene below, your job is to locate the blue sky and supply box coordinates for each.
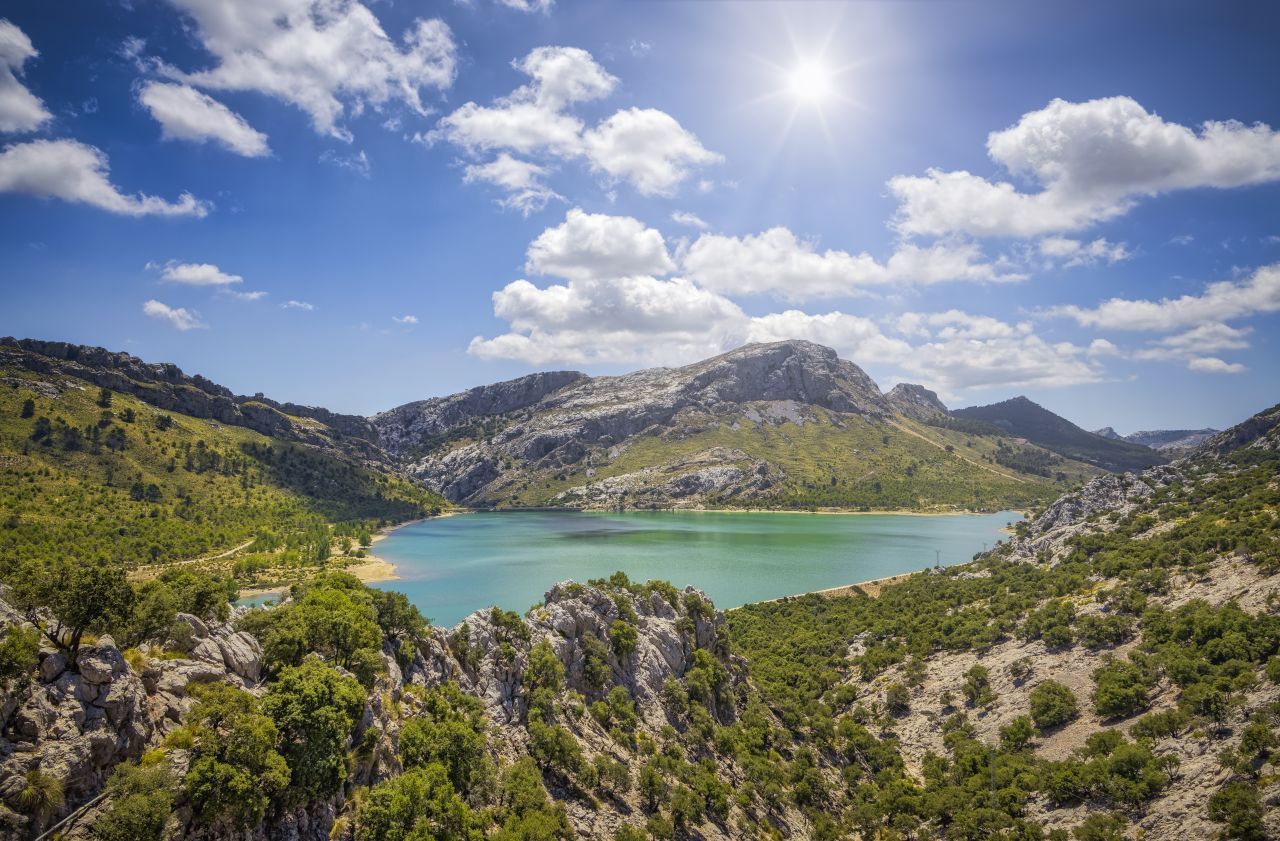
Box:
[1,0,1277,433]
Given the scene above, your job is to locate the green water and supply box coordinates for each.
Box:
[355,510,1018,627]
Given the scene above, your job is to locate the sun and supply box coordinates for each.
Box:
[787,60,833,105]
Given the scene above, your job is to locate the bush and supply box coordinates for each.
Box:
[1092,658,1154,718]
[962,664,994,707]
[355,764,476,841]
[999,716,1035,751]
[1029,680,1079,731]
[1207,782,1265,840]
[1073,812,1127,841]
[0,625,40,683]
[93,761,177,841]
[885,682,910,714]
[261,658,366,801]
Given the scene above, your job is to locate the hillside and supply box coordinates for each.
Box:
[731,401,1280,839]
[0,398,1274,840]
[0,340,448,588]
[374,341,1099,512]
[953,396,1167,473]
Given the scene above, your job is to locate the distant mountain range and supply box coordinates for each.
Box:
[1093,425,1219,456]
[951,396,1167,473]
[4,337,1198,517]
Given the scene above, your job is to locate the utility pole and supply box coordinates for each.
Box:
[935,549,941,568]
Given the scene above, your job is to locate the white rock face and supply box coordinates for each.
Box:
[371,340,890,508]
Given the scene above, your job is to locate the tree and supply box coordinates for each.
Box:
[1073,812,1127,841]
[262,658,366,801]
[999,716,1035,751]
[609,619,638,658]
[20,398,35,418]
[885,682,910,714]
[1029,680,1079,731]
[97,387,113,408]
[354,764,477,841]
[371,589,427,641]
[185,683,289,830]
[10,557,134,665]
[1092,658,1152,718]
[962,664,994,707]
[1207,782,1265,840]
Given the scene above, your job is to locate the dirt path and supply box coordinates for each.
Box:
[129,538,256,581]
[885,418,1029,484]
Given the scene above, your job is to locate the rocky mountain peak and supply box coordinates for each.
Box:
[886,382,949,421]
[1092,426,1122,440]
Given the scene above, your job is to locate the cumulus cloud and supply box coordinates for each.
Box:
[463,153,563,215]
[431,46,717,205]
[890,97,1280,238]
[682,227,1023,299]
[494,0,554,13]
[224,289,267,301]
[582,108,722,197]
[282,299,314,310]
[150,260,242,286]
[161,0,456,140]
[468,275,746,366]
[393,314,418,324]
[138,81,269,157]
[0,139,208,216]
[526,209,675,281]
[744,311,912,365]
[1051,263,1280,331]
[143,299,205,330]
[0,20,51,133]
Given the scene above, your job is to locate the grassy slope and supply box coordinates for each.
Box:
[484,408,1099,511]
[0,368,447,570]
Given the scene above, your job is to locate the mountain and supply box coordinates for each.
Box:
[0,338,447,572]
[1125,427,1219,455]
[953,395,1167,472]
[374,341,1093,512]
[1092,425,1122,440]
[885,382,949,421]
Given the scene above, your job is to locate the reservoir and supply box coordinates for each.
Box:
[368,509,1019,627]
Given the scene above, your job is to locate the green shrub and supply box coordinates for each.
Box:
[93,761,177,841]
[1029,680,1079,731]
[1092,658,1154,718]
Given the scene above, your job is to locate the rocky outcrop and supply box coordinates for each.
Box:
[383,341,893,507]
[1124,428,1219,454]
[886,383,949,421]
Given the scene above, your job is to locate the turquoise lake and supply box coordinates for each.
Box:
[357,510,1019,627]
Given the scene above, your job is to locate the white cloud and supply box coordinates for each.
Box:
[150,260,242,286]
[670,210,708,230]
[162,0,456,139]
[582,107,721,196]
[138,81,269,157]
[431,47,718,203]
[462,153,563,215]
[744,311,912,365]
[495,0,553,12]
[319,148,370,177]
[1187,357,1246,375]
[393,314,418,324]
[0,20,51,133]
[1052,263,1280,331]
[469,275,745,366]
[1135,322,1251,359]
[224,289,267,301]
[0,139,208,216]
[890,96,1280,238]
[1037,236,1130,268]
[143,299,205,330]
[526,209,675,281]
[428,47,612,157]
[681,227,1023,299]
[282,299,314,310]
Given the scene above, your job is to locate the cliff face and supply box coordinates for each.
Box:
[885,383,949,421]
[374,341,894,508]
[0,579,793,840]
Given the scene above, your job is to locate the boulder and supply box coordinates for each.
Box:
[77,643,125,685]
